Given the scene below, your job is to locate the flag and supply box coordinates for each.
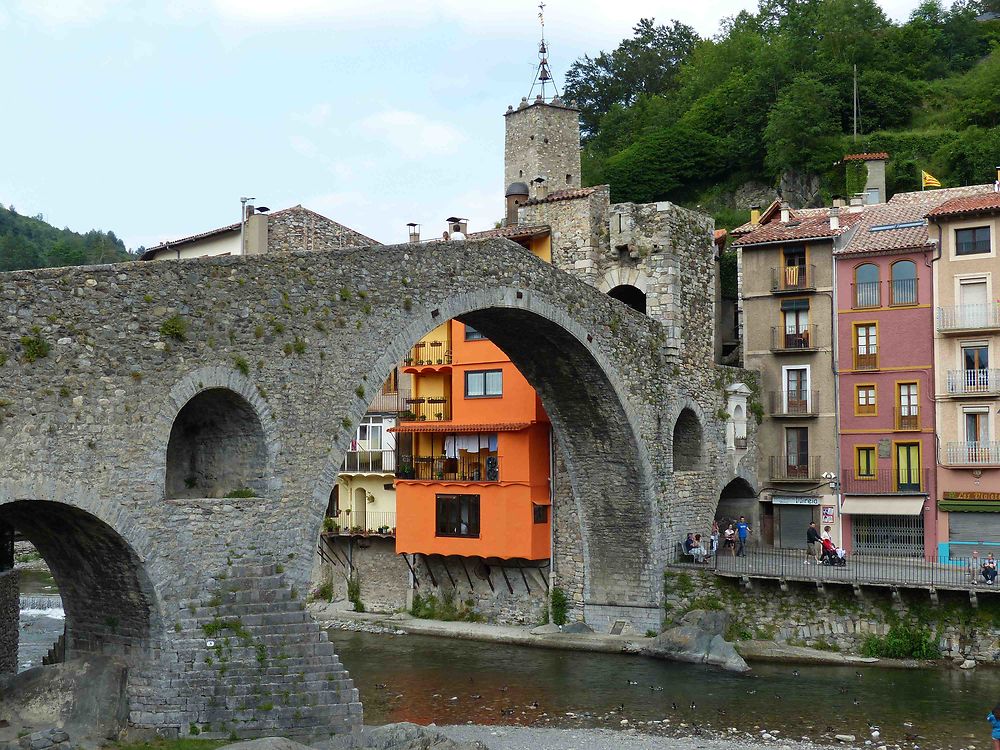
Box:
[922,170,942,188]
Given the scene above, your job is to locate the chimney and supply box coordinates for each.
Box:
[406,222,420,243]
[532,175,547,199]
[245,204,255,220]
[849,194,865,211]
[446,217,468,236]
[995,165,1000,192]
[750,204,761,226]
[829,206,840,231]
[780,201,790,223]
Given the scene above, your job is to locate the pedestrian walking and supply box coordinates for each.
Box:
[710,520,720,556]
[806,521,821,564]
[723,523,736,556]
[987,702,1000,750]
[736,516,750,557]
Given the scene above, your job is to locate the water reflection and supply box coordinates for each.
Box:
[329,629,999,749]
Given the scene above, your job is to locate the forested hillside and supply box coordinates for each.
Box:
[566,0,1000,228]
[0,204,132,271]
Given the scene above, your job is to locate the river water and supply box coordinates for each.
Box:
[328,629,1000,750]
[17,568,64,672]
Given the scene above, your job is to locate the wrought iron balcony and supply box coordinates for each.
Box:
[770,326,818,352]
[400,396,451,421]
[366,388,412,413]
[937,304,1000,333]
[840,467,929,495]
[946,369,1000,396]
[944,441,1000,466]
[852,281,880,309]
[768,390,818,417]
[771,264,815,293]
[398,454,500,482]
[405,338,452,367]
[889,278,918,306]
[768,455,821,482]
[340,448,397,474]
[326,510,396,537]
[893,406,920,431]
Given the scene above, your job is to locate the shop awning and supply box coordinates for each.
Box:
[840,497,925,515]
[939,500,1000,513]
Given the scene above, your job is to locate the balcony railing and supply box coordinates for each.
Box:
[405,338,452,367]
[853,347,878,370]
[768,390,818,417]
[401,397,451,421]
[944,441,1000,466]
[852,281,880,309]
[768,455,821,481]
[367,388,412,413]
[770,326,817,352]
[734,436,748,450]
[771,264,815,293]
[398,454,500,482]
[947,369,1000,396]
[841,467,929,495]
[937,304,1000,333]
[341,448,397,474]
[890,278,918,307]
[893,406,920,431]
[328,510,396,536]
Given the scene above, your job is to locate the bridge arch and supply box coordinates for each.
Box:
[312,286,659,618]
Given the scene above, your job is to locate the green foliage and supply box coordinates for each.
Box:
[550,586,568,626]
[19,328,50,363]
[322,516,339,533]
[861,622,938,659]
[232,356,249,376]
[160,315,188,341]
[410,590,483,622]
[355,385,365,399]
[0,351,6,367]
[313,580,334,602]
[347,575,364,612]
[223,488,255,498]
[0,204,132,271]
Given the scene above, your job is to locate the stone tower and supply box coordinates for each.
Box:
[504,97,581,201]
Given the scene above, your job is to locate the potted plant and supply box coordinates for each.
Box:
[398,462,414,479]
[418,414,427,421]
[403,357,413,366]
[435,411,443,420]
[436,359,443,365]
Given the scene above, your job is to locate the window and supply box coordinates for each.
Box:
[464,325,486,341]
[854,323,878,370]
[856,446,876,478]
[965,409,989,444]
[785,367,809,413]
[533,504,549,524]
[889,261,917,306]
[896,443,921,492]
[853,263,880,308]
[780,298,810,348]
[465,369,503,398]
[958,279,990,328]
[785,427,809,476]
[781,246,807,289]
[897,382,918,430]
[962,344,991,393]
[435,494,480,537]
[956,226,991,256]
[856,384,876,416]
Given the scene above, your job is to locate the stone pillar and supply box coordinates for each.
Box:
[0,569,19,674]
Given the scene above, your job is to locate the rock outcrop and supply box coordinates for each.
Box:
[642,609,750,672]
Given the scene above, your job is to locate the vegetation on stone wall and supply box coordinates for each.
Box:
[410,589,483,622]
[550,586,569,626]
[347,574,365,613]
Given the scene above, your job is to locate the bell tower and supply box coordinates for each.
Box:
[504,2,581,211]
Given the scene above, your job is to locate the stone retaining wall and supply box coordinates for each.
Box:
[0,569,17,673]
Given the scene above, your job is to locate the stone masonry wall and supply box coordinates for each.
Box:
[664,567,1000,663]
[0,569,17,674]
[267,206,379,254]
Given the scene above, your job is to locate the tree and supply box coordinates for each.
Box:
[763,74,841,174]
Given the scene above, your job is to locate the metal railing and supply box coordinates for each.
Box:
[406,338,452,367]
[367,388,411,413]
[947,369,1000,395]
[889,278,918,306]
[771,264,815,293]
[676,547,1000,591]
[937,304,1000,332]
[840,467,930,495]
[893,406,920,431]
[944,441,1000,465]
[768,390,818,417]
[768,455,821,481]
[853,347,878,370]
[401,397,451,421]
[734,436,748,450]
[398,454,500,482]
[852,281,880,309]
[328,510,396,536]
[770,326,817,351]
[340,448,397,473]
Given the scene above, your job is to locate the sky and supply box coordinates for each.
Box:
[0,0,919,250]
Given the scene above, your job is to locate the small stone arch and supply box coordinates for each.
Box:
[716,476,758,531]
[607,285,647,314]
[672,407,705,471]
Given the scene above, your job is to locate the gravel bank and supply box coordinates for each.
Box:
[436,725,844,750]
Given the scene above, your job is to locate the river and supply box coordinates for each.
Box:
[328,629,1000,750]
[17,568,63,672]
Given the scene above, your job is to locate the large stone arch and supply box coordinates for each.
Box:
[310,287,659,619]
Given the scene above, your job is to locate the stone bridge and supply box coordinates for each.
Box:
[0,238,748,736]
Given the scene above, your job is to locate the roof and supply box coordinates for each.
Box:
[505,182,530,197]
[466,224,550,241]
[390,422,531,434]
[521,187,598,207]
[926,191,1000,220]
[836,202,934,256]
[843,152,889,162]
[886,183,994,206]
[732,206,863,248]
[730,199,781,236]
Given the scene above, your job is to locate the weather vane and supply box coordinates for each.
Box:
[528,1,561,101]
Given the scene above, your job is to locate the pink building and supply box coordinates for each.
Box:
[835,200,937,559]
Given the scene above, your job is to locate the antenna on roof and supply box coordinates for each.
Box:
[527,2,562,103]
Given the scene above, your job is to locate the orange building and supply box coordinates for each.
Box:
[393,319,552,561]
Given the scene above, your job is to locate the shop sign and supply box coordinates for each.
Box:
[943,491,1000,501]
[821,505,835,524]
[772,495,820,505]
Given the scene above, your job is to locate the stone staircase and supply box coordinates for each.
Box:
[172,558,361,739]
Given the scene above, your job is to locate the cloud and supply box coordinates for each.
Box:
[291,103,332,129]
[14,0,124,26]
[358,110,464,160]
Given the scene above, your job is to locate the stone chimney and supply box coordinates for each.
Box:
[829,206,840,231]
[406,223,420,243]
[750,204,761,226]
[780,202,790,223]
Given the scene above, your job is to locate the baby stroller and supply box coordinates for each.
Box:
[820,538,846,566]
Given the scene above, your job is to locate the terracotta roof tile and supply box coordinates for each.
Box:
[521,187,598,206]
[732,207,863,248]
[466,224,550,240]
[390,422,531,433]
[887,184,994,206]
[843,152,889,161]
[836,203,932,256]
[926,191,1000,219]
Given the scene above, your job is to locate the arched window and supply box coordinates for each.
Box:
[608,285,647,314]
[165,388,267,499]
[890,260,917,306]
[854,263,880,308]
[672,408,704,471]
